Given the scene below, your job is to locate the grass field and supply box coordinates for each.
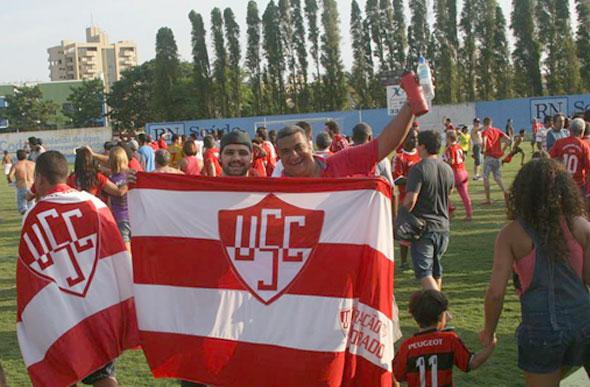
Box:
[0,157,526,386]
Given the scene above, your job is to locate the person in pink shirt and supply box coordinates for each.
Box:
[444,130,473,221]
[481,117,511,205]
[178,140,203,176]
[277,72,429,179]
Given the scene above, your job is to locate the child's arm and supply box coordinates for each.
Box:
[469,338,497,370]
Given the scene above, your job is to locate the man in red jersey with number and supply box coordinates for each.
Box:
[393,128,421,270]
[549,118,590,195]
[481,117,511,205]
[393,290,495,387]
[444,130,472,221]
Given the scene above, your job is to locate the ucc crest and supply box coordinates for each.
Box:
[219,194,324,304]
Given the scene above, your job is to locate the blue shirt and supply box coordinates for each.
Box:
[546,129,569,151]
[138,145,155,172]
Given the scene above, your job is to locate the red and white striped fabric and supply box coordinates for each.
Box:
[17,187,139,387]
[130,173,396,387]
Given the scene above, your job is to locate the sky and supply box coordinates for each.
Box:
[0,0,578,84]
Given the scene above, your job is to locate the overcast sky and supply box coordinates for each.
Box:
[0,0,577,84]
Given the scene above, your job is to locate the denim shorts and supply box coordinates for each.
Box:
[117,220,131,243]
[483,157,502,180]
[472,144,482,166]
[81,362,115,384]
[410,231,449,280]
[517,308,590,373]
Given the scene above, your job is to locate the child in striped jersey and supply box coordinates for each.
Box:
[393,290,496,386]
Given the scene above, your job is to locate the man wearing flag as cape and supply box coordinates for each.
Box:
[16,151,139,387]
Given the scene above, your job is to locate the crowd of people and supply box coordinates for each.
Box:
[3,73,590,386]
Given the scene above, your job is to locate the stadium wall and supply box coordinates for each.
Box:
[146,93,590,141]
[0,127,112,162]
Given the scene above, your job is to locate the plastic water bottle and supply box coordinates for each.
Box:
[417,56,435,100]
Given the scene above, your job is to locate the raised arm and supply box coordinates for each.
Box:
[376,73,429,161]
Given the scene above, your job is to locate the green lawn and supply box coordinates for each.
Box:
[0,156,525,386]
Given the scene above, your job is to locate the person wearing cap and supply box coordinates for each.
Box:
[219,130,255,177]
[276,72,429,179]
[470,118,483,180]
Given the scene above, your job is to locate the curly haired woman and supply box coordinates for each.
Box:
[480,158,590,386]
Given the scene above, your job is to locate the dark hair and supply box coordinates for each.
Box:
[409,290,449,328]
[519,129,526,135]
[35,151,68,185]
[418,130,442,155]
[508,158,586,262]
[315,132,332,150]
[36,138,43,146]
[104,141,114,151]
[256,127,269,141]
[277,125,306,142]
[203,135,215,149]
[483,117,492,126]
[117,141,134,161]
[183,140,197,156]
[544,115,554,125]
[28,136,37,145]
[295,121,312,139]
[17,149,27,160]
[325,120,340,134]
[352,123,373,144]
[584,109,590,123]
[137,133,147,145]
[74,148,98,191]
[172,133,179,142]
[155,149,170,166]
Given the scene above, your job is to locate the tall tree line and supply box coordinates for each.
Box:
[106,0,588,128]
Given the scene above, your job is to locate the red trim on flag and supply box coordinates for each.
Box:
[133,172,392,199]
[26,298,139,387]
[132,237,393,318]
[140,331,391,387]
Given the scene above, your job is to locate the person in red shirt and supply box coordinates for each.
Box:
[393,128,421,270]
[68,147,127,200]
[256,127,277,176]
[147,135,159,151]
[158,133,169,150]
[202,135,223,177]
[481,117,511,205]
[250,139,268,177]
[277,72,429,179]
[549,118,590,195]
[531,118,543,152]
[393,290,495,387]
[314,132,333,159]
[178,140,203,176]
[325,120,349,153]
[444,130,472,221]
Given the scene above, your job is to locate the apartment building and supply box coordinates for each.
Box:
[48,26,137,90]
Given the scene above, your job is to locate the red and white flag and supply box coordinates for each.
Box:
[130,173,396,387]
[17,187,139,387]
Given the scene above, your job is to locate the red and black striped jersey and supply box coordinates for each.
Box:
[393,328,473,387]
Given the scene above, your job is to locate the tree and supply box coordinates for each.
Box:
[365,0,385,70]
[107,62,155,130]
[279,0,298,112]
[153,27,180,121]
[350,0,374,108]
[0,85,58,131]
[407,0,430,69]
[537,0,580,94]
[433,0,459,103]
[292,0,310,111]
[304,0,322,110]
[459,0,477,101]
[246,1,263,115]
[320,0,347,110]
[63,79,104,128]
[492,5,512,99]
[210,8,228,117]
[576,0,590,91]
[224,8,242,116]
[189,11,213,118]
[511,0,543,97]
[263,1,287,114]
[391,0,408,71]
